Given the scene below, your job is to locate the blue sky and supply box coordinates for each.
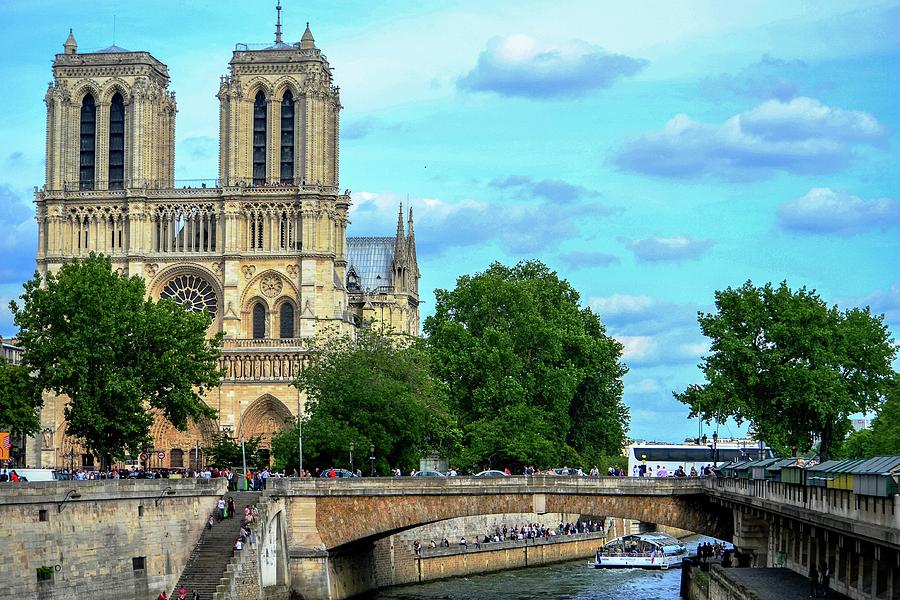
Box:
[1,1,898,443]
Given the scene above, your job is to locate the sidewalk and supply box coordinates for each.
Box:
[722,567,849,600]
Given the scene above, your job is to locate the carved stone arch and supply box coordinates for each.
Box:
[242,294,270,338]
[240,269,299,309]
[151,265,223,328]
[273,76,301,101]
[71,79,102,105]
[242,78,275,101]
[100,78,132,104]
[149,410,217,468]
[239,394,293,448]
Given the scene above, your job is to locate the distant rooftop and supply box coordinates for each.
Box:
[92,44,131,54]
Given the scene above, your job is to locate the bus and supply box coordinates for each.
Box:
[626,443,775,476]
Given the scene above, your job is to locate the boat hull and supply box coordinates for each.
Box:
[592,555,682,570]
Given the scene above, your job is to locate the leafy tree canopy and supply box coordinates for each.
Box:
[833,380,900,459]
[676,281,897,459]
[424,260,628,471]
[272,327,459,474]
[204,433,264,469]
[0,360,43,436]
[11,253,222,465]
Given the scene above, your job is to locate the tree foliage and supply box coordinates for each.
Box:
[0,361,43,435]
[833,381,900,459]
[424,260,628,471]
[11,254,222,465]
[204,433,264,469]
[676,281,897,459]
[272,328,459,474]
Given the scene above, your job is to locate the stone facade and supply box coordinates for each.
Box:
[31,16,421,467]
[0,479,226,600]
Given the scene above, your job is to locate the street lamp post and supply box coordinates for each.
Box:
[369,444,375,477]
[349,442,355,474]
[712,431,719,464]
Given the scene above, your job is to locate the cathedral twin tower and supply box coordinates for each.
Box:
[33,14,420,468]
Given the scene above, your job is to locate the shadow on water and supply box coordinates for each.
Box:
[368,535,719,600]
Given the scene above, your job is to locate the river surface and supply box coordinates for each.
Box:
[370,535,717,600]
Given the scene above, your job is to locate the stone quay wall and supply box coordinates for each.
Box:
[414,532,607,584]
[0,479,226,600]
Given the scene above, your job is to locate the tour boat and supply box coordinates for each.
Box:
[592,533,687,569]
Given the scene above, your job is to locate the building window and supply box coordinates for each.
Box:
[252,303,266,339]
[279,303,294,338]
[252,91,267,186]
[39,510,48,522]
[170,449,184,468]
[132,556,145,572]
[159,274,218,319]
[280,90,294,183]
[108,93,125,190]
[79,94,96,190]
[36,567,53,583]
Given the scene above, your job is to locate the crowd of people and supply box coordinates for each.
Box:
[412,520,606,554]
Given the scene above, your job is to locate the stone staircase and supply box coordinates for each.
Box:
[172,491,261,599]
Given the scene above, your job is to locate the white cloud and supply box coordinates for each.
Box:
[458,35,646,99]
[614,97,887,180]
[778,188,900,235]
[627,377,661,393]
[591,293,656,315]
[615,335,657,360]
[625,236,712,262]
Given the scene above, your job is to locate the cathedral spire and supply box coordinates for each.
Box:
[300,22,316,49]
[274,1,283,44]
[407,205,418,278]
[394,203,406,265]
[64,28,77,55]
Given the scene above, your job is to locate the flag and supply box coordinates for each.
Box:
[0,432,10,461]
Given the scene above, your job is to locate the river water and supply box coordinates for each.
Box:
[371,535,715,600]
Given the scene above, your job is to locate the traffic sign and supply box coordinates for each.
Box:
[157,450,165,459]
[140,452,149,462]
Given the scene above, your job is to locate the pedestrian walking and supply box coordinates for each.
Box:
[809,564,819,597]
[820,562,830,598]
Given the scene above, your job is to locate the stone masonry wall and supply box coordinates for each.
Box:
[0,479,226,600]
[222,544,260,600]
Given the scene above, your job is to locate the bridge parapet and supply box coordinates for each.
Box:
[704,478,899,549]
[267,475,705,496]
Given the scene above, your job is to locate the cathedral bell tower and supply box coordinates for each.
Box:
[44,30,176,192]
[217,4,340,188]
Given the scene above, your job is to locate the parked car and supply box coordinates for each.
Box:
[320,468,359,478]
[414,469,446,477]
[474,470,508,478]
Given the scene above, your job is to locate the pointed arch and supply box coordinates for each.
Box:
[79,93,96,190]
[252,301,267,339]
[239,394,293,448]
[108,92,125,189]
[253,90,267,185]
[280,89,295,183]
[278,299,295,338]
[272,76,301,102]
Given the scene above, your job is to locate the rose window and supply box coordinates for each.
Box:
[160,274,218,318]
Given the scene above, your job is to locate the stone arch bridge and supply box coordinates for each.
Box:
[265,477,732,599]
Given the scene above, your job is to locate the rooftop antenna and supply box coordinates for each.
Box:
[112,14,116,45]
[275,1,283,44]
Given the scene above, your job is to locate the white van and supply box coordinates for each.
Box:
[7,468,58,482]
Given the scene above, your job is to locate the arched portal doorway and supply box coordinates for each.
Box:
[239,394,293,452]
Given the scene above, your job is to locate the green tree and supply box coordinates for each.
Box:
[868,382,900,455]
[676,281,897,459]
[0,361,43,436]
[204,433,264,468]
[11,253,222,467]
[424,260,628,470]
[272,328,459,474]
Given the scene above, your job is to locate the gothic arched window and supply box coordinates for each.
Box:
[108,93,125,190]
[280,90,294,183]
[252,302,266,339]
[252,91,267,186]
[279,303,294,338]
[79,94,96,190]
[159,274,218,318]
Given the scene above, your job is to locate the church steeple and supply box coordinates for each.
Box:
[274,1,283,44]
[64,29,77,55]
[394,203,406,263]
[300,22,316,49]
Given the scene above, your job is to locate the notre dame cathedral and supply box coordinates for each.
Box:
[31,11,420,469]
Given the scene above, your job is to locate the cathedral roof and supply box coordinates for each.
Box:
[347,237,395,291]
[93,44,132,54]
